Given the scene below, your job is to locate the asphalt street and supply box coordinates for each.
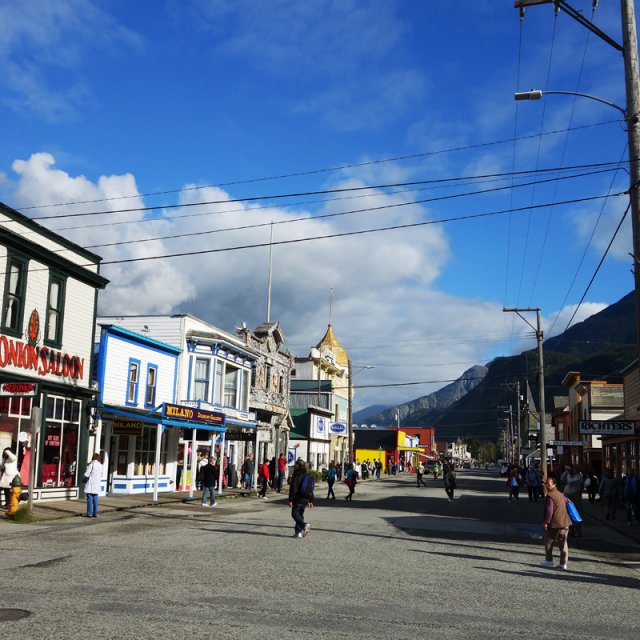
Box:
[1,470,638,640]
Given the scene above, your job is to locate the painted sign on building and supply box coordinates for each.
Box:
[163,403,225,426]
[578,420,637,436]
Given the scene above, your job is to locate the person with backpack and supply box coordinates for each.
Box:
[344,463,357,501]
[326,460,337,500]
[288,459,314,538]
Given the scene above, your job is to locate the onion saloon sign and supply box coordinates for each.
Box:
[0,310,84,381]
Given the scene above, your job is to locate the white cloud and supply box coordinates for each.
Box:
[0,0,142,121]
[7,153,612,411]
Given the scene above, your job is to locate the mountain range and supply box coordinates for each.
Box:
[356,291,637,442]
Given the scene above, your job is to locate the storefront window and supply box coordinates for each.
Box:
[134,427,166,476]
[0,396,33,469]
[41,396,81,487]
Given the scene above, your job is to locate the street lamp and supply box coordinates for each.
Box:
[514,89,626,116]
[514,0,640,398]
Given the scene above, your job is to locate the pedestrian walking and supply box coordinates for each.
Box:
[416,461,427,487]
[599,469,620,520]
[83,453,103,518]
[276,453,286,492]
[585,470,599,504]
[344,464,357,501]
[444,466,456,501]
[241,454,254,490]
[525,465,541,503]
[258,458,270,499]
[326,460,337,500]
[268,456,276,488]
[0,448,18,509]
[200,457,217,507]
[539,476,572,570]
[622,468,638,526]
[433,461,441,480]
[506,465,522,502]
[288,459,314,538]
[561,465,584,536]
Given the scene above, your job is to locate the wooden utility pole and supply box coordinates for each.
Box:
[621,0,640,370]
[503,308,547,475]
[515,0,640,404]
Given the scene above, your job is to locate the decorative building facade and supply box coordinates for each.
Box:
[290,324,350,469]
[0,201,108,502]
[236,321,293,464]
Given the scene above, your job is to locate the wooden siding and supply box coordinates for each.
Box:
[99,332,178,407]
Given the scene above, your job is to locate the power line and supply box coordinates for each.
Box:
[98,191,627,266]
[19,120,624,211]
[27,161,626,222]
[80,167,621,251]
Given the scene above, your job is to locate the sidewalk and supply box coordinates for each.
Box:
[13,485,273,522]
[578,494,640,546]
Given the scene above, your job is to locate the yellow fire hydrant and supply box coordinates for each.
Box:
[7,474,22,517]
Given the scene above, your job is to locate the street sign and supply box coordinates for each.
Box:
[549,440,587,447]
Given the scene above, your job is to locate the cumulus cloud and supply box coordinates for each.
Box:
[7,153,612,410]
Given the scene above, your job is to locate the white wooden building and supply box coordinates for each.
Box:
[0,201,108,502]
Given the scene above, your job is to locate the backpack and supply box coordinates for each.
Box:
[298,474,315,499]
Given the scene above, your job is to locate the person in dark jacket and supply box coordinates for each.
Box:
[539,476,572,570]
[599,469,620,520]
[200,457,217,507]
[288,459,314,538]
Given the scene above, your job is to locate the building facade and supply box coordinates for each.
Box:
[236,321,293,464]
[290,324,350,468]
[0,201,108,502]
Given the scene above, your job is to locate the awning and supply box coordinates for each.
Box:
[99,407,227,432]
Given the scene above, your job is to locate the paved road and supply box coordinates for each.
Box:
[2,470,638,639]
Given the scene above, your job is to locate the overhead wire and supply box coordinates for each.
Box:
[17,120,625,212]
[80,167,622,251]
[562,201,631,332]
[528,5,597,305]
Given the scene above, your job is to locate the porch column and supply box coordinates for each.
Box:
[217,432,225,496]
[152,423,163,504]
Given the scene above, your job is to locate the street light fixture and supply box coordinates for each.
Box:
[514,89,627,116]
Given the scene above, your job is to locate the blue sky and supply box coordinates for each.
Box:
[0,1,634,410]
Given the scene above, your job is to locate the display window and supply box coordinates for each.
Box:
[134,427,166,476]
[41,395,81,487]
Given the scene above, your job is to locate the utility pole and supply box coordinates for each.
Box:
[622,0,640,368]
[504,307,547,476]
[502,381,522,464]
[515,0,640,388]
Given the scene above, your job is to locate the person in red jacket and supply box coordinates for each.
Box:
[539,476,573,570]
[276,453,287,493]
[258,458,270,500]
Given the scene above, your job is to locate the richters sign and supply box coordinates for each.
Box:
[579,420,637,436]
[163,403,225,427]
